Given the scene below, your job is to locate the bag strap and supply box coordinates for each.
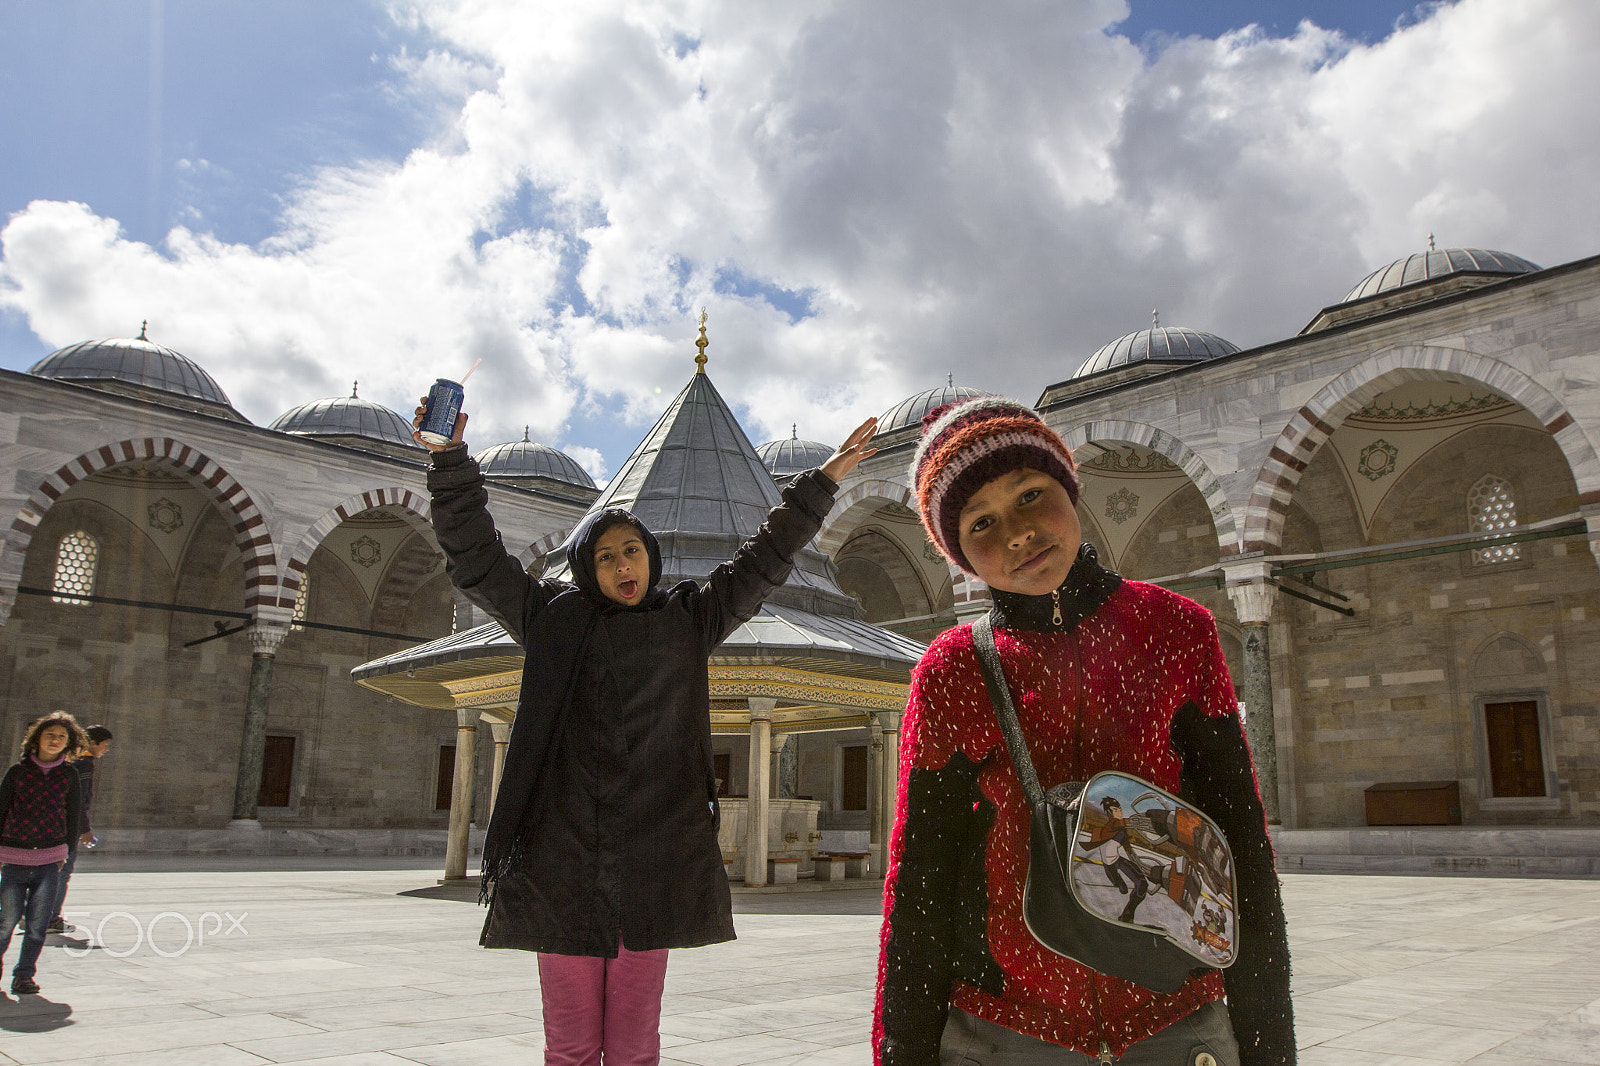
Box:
[971,613,1047,809]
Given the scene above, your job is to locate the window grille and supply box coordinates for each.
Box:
[291,571,311,628]
[52,530,99,605]
[1468,474,1520,564]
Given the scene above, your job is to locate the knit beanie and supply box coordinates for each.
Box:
[910,396,1079,575]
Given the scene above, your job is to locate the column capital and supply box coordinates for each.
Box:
[247,623,290,656]
[769,732,787,753]
[1222,561,1276,625]
[455,707,479,729]
[486,720,511,743]
[747,697,776,722]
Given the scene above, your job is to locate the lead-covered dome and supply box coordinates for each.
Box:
[878,385,985,438]
[756,432,834,479]
[30,328,244,420]
[270,389,422,459]
[1341,248,1540,303]
[1074,326,1240,380]
[477,436,597,490]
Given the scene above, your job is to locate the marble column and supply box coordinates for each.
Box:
[444,707,480,881]
[868,715,886,876]
[486,718,511,806]
[745,699,775,885]
[229,623,289,827]
[1225,562,1280,824]
[875,711,902,879]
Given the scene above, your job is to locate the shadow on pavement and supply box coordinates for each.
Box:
[0,994,74,1033]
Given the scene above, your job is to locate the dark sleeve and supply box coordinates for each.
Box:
[64,770,81,855]
[78,760,94,835]
[1173,700,1296,1066]
[694,468,836,647]
[427,444,561,644]
[0,765,16,825]
[878,753,987,1066]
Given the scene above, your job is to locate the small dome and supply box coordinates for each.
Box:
[30,331,235,410]
[756,434,834,477]
[1342,248,1540,303]
[270,393,421,450]
[878,385,986,435]
[1074,326,1239,379]
[476,438,597,489]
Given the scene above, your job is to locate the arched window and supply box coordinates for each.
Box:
[1468,474,1520,565]
[52,530,99,604]
[291,571,312,629]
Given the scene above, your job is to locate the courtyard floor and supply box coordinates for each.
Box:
[0,857,1595,1065]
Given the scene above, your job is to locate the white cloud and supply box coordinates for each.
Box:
[3,0,1597,464]
[562,444,609,487]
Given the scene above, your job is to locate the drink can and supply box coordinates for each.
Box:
[418,378,464,445]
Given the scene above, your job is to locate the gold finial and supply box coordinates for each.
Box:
[694,308,709,374]
[138,320,149,340]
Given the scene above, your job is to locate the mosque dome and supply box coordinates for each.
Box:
[756,432,835,479]
[877,385,986,437]
[1340,248,1540,304]
[269,387,422,455]
[1074,325,1240,380]
[29,326,243,420]
[476,434,597,490]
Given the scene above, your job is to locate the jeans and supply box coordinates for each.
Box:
[0,862,64,981]
[537,941,669,1065]
[50,846,77,924]
[940,1000,1240,1065]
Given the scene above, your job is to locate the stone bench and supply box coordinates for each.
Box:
[830,851,871,878]
[767,856,801,884]
[813,854,849,881]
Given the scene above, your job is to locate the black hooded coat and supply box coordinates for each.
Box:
[426,444,838,956]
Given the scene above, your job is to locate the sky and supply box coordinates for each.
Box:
[2,0,1597,485]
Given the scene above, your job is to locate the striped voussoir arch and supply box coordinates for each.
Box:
[1,437,277,622]
[522,527,573,568]
[1241,345,1600,554]
[1061,420,1242,557]
[281,487,432,611]
[816,478,918,556]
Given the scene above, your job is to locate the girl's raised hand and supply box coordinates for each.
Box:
[412,397,469,452]
[820,417,879,483]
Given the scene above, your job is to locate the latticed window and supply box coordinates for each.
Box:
[52,530,99,604]
[291,571,311,629]
[1468,474,1521,565]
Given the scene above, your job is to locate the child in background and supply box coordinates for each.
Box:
[875,398,1293,1065]
[48,723,113,934]
[416,402,877,1066]
[0,711,86,995]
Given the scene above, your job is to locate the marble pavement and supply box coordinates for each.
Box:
[0,857,1596,1065]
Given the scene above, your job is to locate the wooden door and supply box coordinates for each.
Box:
[841,745,869,811]
[257,735,295,808]
[436,745,456,810]
[1485,701,1544,797]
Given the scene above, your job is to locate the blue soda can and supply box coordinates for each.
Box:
[418,378,464,445]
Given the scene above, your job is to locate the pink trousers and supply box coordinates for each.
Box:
[537,944,669,1066]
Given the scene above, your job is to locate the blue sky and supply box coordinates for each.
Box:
[3,1,1595,481]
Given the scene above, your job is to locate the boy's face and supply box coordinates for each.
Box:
[89,739,112,758]
[592,524,649,606]
[957,467,1081,596]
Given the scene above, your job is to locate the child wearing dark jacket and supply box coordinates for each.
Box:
[876,398,1294,1065]
[0,711,86,996]
[415,402,876,1066]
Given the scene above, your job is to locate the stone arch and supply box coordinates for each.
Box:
[1243,345,1600,554]
[1470,631,1546,680]
[0,438,277,625]
[281,488,432,614]
[817,478,918,555]
[1060,420,1239,557]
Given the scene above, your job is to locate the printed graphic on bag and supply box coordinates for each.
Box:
[1068,774,1237,966]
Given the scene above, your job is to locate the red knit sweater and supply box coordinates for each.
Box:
[876,578,1275,1060]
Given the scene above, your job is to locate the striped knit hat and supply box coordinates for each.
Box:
[910,396,1078,575]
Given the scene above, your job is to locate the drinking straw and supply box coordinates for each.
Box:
[460,358,484,384]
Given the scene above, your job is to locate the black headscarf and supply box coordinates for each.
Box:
[477,507,664,900]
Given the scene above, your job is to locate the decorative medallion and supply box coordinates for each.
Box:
[146,497,184,534]
[1357,439,1399,481]
[1104,487,1140,525]
[923,539,945,563]
[351,535,383,568]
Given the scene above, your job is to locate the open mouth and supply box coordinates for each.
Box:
[618,579,639,600]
